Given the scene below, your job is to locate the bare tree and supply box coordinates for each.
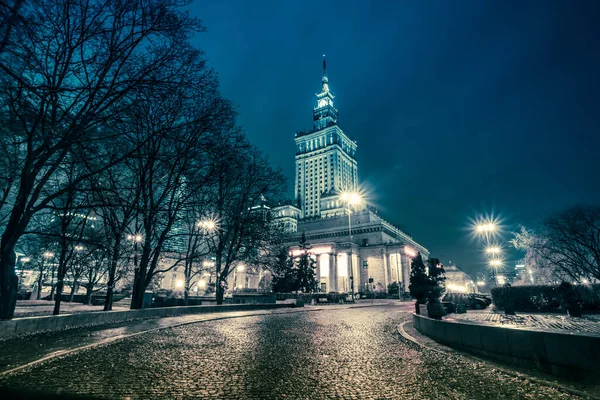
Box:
[210,134,286,304]
[178,192,214,305]
[80,247,108,305]
[510,226,559,285]
[91,162,139,310]
[0,0,204,319]
[511,206,600,284]
[127,48,234,309]
[0,0,25,54]
[543,206,600,282]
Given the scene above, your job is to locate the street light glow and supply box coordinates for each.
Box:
[237,264,245,272]
[43,252,54,258]
[489,259,502,267]
[197,219,217,232]
[485,246,501,254]
[476,223,496,233]
[339,191,363,206]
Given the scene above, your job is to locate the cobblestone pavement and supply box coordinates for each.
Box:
[0,305,593,399]
[449,311,600,334]
[0,308,321,373]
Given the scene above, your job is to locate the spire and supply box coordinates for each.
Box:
[313,54,338,130]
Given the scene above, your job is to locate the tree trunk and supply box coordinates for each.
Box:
[0,240,18,320]
[103,248,120,311]
[184,287,189,306]
[104,285,114,311]
[69,281,77,302]
[84,285,93,305]
[36,271,44,300]
[130,273,146,309]
[53,280,64,315]
[216,284,224,305]
[49,265,56,301]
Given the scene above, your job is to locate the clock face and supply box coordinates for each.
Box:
[318,99,329,108]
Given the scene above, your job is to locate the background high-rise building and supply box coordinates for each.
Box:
[294,56,358,218]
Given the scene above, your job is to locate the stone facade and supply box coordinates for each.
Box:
[283,209,429,293]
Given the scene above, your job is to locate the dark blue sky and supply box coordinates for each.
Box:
[189,0,600,276]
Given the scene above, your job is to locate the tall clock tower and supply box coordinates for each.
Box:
[294,56,358,218]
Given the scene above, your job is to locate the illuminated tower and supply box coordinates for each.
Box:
[294,56,358,218]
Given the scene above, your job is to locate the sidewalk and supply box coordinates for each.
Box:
[398,318,600,399]
[449,310,600,335]
[14,300,129,318]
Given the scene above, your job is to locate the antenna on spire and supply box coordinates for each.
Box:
[322,54,327,79]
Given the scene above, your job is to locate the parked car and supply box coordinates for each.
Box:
[442,293,488,309]
[473,293,492,306]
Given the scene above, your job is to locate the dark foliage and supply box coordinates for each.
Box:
[491,284,600,313]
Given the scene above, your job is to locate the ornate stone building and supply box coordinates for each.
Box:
[274,57,429,293]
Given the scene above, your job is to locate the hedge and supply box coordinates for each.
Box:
[274,292,351,303]
[491,284,600,312]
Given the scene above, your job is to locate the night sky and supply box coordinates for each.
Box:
[189,0,600,277]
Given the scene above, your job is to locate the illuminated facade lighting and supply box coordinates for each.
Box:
[404,246,417,258]
[290,246,332,257]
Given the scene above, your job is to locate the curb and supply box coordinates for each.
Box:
[397,321,599,400]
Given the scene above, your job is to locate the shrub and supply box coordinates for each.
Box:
[273,292,350,303]
[491,284,600,313]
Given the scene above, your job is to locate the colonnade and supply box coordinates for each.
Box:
[314,248,413,293]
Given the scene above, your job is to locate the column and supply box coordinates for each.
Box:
[352,253,360,293]
[315,255,321,281]
[347,251,353,294]
[329,253,337,293]
[401,254,411,291]
[383,251,390,289]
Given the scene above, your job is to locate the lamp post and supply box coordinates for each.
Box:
[233,264,245,293]
[475,222,497,246]
[489,259,502,286]
[195,219,217,294]
[127,233,143,272]
[127,233,143,308]
[37,252,54,300]
[340,191,363,302]
[17,256,30,293]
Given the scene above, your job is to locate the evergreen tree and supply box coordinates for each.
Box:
[295,233,318,293]
[272,247,296,293]
[271,232,318,293]
[409,253,431,304]
[427,258,446,303]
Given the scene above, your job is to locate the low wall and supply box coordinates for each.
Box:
[0,303,296,340]
[413,313,600,376]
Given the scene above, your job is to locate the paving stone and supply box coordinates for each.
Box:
[0,306,587,399]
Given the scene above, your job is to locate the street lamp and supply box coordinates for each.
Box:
[197,219,217,233]
[41,252,56,300]
[489,259,503,286]
[340,191,363,302]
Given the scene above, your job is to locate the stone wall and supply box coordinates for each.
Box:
[0,303,296,340]
[413,313,600,376]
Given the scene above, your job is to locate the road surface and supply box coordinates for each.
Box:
[0,303,592,399]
